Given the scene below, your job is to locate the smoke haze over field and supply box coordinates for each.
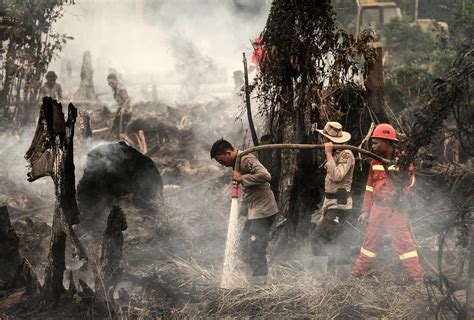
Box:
[50,0,270,103]
[1,1,268,216]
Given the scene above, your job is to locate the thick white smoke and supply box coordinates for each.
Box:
[50,0,270,104]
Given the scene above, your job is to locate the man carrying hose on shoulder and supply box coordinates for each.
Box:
[311,122,354,273]
[210,139,278,285]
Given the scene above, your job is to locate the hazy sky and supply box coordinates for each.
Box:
[51,0,270,90]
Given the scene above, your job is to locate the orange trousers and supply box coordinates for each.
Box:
[352,204,423,280]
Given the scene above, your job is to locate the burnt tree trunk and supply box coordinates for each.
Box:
[42,217,67,305]
[25,97,86,307]
[0,206,21,287]
[364,46,389,124]
[257,0,377,260]
[44,101,80,306]
[98,206,127,302]
[269,86,322,258]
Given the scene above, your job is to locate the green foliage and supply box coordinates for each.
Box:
[331,0,357,34]
[381,2,472,114]
[382,17,439,66]
[450,0,474,48]
[384,65,433,113]
[256,0,376,126]
[0,0,73,125]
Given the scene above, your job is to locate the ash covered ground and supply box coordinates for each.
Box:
[0,0,473,319]
[0,93,459,319]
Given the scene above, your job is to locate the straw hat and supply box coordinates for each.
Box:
[317,122,351,143]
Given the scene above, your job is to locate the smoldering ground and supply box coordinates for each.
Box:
[1,0,471,318]
[0,106,460,319]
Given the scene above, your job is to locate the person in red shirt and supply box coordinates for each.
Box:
[252,36,264,67]
[352,124,422,281]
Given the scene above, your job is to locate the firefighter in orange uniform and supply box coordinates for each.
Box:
[352,123,422,281]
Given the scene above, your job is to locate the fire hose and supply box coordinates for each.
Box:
[221,143,392,288]
[235,143,392,170]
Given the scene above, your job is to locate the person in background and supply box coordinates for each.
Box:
[39,71,63,101]
[107,73,131,136]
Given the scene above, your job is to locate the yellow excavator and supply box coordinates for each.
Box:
[356,0,448,35]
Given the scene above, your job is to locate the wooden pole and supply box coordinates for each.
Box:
[242,52,259,146]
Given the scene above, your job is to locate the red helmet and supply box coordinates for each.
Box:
[253,36,262,46]
[371,123,398,141]
[252,36,264,66]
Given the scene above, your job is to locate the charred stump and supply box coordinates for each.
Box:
[42,218,67,306]
[0,206,21,287]
[98,206,127,302]
[25,97,87,307]
[78,110,93,139]
[74,51,97,101]
[0,207,41,296]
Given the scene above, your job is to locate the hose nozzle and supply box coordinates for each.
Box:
[231,181,239,198]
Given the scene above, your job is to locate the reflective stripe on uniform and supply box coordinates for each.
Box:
[372,164,399,171]
[360,247,377,258]
[399,250,418,260]
[409,175,416,188]
[366,185,374,192]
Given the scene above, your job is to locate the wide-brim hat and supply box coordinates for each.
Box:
[317,121,351,143]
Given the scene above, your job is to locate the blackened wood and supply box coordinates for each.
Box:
[364,46,389,124]
[25,97,87,307]
[99,206,127,301]
[7,258,40,295]
[0,206,21,287]
[42,216,66,306]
